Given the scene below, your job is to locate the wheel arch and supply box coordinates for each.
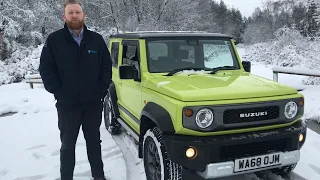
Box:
[138,102,175,158]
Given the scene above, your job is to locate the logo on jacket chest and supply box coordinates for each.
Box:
[88,50,98,54]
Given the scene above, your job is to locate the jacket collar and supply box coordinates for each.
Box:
[63,23,91,45]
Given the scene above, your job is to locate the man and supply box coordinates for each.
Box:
[39,0,111,179]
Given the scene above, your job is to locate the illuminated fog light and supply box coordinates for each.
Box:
[284,101,298,119]
[299,134,304,142]
[195,108,214,128]
[186,147,196,159]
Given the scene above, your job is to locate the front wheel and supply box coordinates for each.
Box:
[103,90,121,135]
[143,127,182,180]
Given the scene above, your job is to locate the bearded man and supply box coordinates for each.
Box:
[39,0,112,179]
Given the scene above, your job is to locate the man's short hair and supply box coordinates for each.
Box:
[64,0,84,11]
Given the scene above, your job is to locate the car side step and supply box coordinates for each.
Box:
[117,118,139,141]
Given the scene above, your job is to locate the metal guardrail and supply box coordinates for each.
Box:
[24,67,320,89]
[272,66,320,82]
[25,74,42,89]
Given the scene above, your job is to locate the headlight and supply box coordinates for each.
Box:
[284,101,298,119]
[195,108,214,129]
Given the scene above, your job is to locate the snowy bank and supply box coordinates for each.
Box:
[240,28,320,85]
[248,62,320,123]
[0,44,43,85]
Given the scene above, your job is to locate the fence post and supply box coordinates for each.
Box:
[273,72,278,82]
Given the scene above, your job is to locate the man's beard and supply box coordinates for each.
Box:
[66,19,84,30]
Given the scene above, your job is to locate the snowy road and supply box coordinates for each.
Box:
[111,132,146,180]
[1,49,320,179]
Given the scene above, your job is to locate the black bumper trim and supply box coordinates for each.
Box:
[162,121,307,172]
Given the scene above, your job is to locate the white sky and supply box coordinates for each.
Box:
[220,0,265,17]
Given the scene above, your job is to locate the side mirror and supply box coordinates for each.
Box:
[242,61,251,72]
[119,64,138,80]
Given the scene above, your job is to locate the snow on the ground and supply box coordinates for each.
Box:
[248,61,320,123]
[294,129,320,180]
[0,47,320,180]
[0,83,126,180]
[238,46,320,123]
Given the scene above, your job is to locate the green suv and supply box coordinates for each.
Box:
[103,31,307,180]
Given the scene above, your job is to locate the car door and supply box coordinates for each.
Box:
[116,40,142,132]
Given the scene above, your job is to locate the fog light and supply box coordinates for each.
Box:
[299,134,304,142]
[186,147,196,159]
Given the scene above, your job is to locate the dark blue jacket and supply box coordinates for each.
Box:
[39,24,112,108]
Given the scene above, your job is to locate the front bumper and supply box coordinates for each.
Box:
[162,120,306,178]
[197,150,300,179]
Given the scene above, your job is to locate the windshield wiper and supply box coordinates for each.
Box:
[209,66,238,74]
[165,67,208,76]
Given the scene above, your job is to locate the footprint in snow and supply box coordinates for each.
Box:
[32,152,45,160]
[102,145,117,152]
[74,170,91,177]
[51,149,60,156]
[76,159,89,166]
[13,174,47,180]
[25,145,46,151]
[102,149,122,159]
[309,164,320,176]
[0,169,9,177]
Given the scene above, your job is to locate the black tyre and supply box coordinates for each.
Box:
[270,163,297,175]
[143,127,182,180]
[103,90,121,135]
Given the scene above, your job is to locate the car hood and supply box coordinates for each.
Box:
[146,71,298,102]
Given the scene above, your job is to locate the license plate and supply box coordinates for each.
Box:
[234,152,283,172]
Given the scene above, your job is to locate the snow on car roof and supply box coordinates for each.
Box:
[109,31,233,39]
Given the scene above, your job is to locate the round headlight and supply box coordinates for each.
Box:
[284,101,298,119]
[195,108,214,129]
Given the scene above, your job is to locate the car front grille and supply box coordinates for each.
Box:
[219,138,288,161]
[223,106,279,124]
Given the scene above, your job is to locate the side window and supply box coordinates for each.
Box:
[122,45,138,65]
[111,42,119,68]
[122,42,140,76]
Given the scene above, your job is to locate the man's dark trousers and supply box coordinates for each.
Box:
[56,101,104,180]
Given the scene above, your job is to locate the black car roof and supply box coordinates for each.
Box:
[109,31,233,39]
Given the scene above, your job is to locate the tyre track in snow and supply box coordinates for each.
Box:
[254,170,307,180]
[111,132,146,180]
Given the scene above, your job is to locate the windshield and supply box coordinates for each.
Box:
[146,39,240,73]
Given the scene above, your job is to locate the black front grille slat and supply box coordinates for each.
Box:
[223,106,279,124]
[219,138,288,161]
